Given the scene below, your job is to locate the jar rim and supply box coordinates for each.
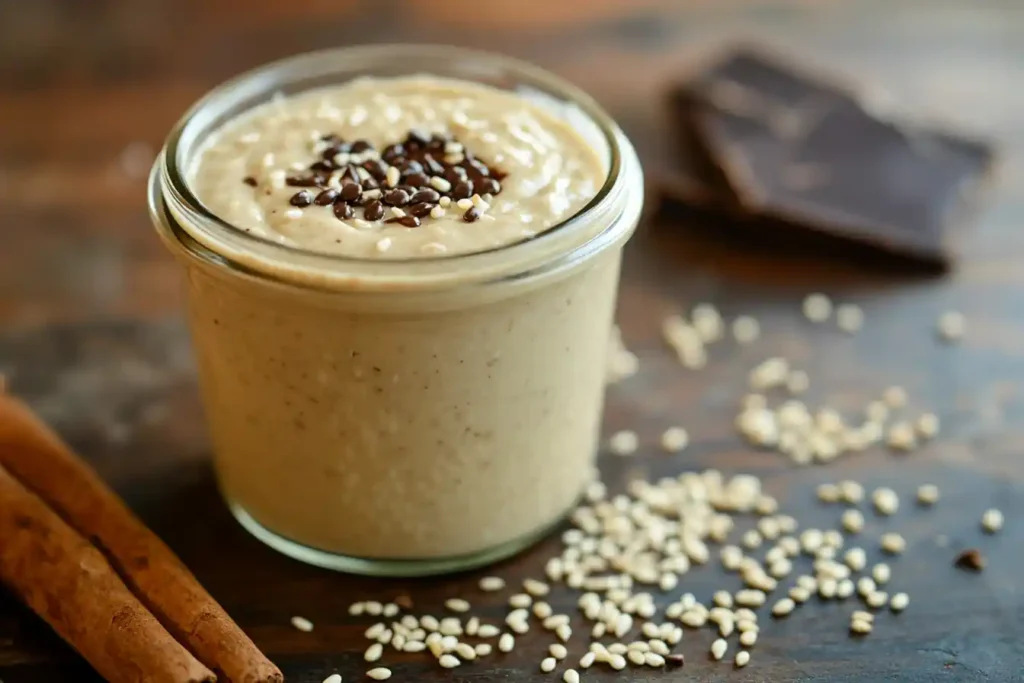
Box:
[151,44,642,291]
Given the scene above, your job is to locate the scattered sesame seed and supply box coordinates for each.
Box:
[711,638,728,660]
[660,426,689,452]
[866,591,889,608]
[803,293,832,322]
[982,508,1004,533]
[579,651,596,668]
[886,421,917,451]
[563,669,580,683]
[439,654,460,669]
[291,616,314,632]
[524,579,550,596]
[882,386,908,409]
[364,643,383,662]
[916,413,940,439]
[498,633,514,652]
[609,654,627,670]
[540,657,557,673]
[367,667,391,680]
[872,487,899,515]
[872,563,892,584]
[628,649,646,666]
[772,598,796,617]
[890,592,910,612]
[850,618,872,635]
[479,576,505,592]
[349,602,366,616]
[732,315,761,344]
[845,547,867,572]
[842,509,865,534]
[609,430,639,455]
[881,532,907,554]
[740,629,758,647]
[937,310,965,341]
[836,303,864,333]
[419,615,439,631]
[323,675,342,683]
[735,650,751,668]
[916,484,940,506]
[817,483,841,503]
[555,624,572,642]
[508,593,532,609]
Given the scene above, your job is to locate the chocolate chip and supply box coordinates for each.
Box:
[285,175,321,188]
[314,189,339,206]
[408,202,434,218]
[310,160,334,173]
[479,178,501,195]
[350,139,373,154]
[322,143,349,160]
[382,143,405,162]
[666,654,684,667]
[342,164,360,184]
[362,177,379,190]
[362,159,389,180]
[404,172,430,187]
[386,215,422,228]
[400,160,424,175]
[405,129,431,148]
[243,176,258,187]
[444,167,467,185]
[340,182,362,202]
[410,189,441,204]
[466,160,490,178]
[463,207,481,223]
[333,201,354,220]
[452,180,474,200]
[383,189,410,207]
[363,200,385,221]
[321,133,343,144]
[290,191,314,207]
[422,154,445,176]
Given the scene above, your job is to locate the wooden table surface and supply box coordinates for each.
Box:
[2,1,1024,681]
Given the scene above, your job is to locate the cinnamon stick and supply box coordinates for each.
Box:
[0,394,283,683]
[0,464,216,683]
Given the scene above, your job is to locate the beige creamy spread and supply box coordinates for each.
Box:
[190,76,605,259]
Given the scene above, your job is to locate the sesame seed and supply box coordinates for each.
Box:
[563,669,580,683]
[866,591,889,608]
[548,643,568,660]
[916,413,940,439]
[881,532,907,554]
[740,629,758,647]
[609,430,639,455]
[982,508,1004,533]
[556,624,572,642]
[540,657,556,672]
[382,603,399,617]
[609,654,627,670]
[579,651,596,668]
[366,667,391,680]
[817,483,841,503]
[660,426,689,452]
[836,303,864,333]
[445,598,470,613]
[498,633,515,652]
[916,484,940,505]
[853,610,875,622]
[364,643,383,662]
[291,616,314,632]
[837,579,855,599]
[533,602,553,619]
[872,487,899,515]
[890,592,910,612]
[524,578,550,596]
[735,650,751,668]
[478,576,505,592]
[772,598,796,617]
[872,563,892,584]
[803,293,833,322]
[403,641,426,653]
[883,386,908,409]
[455,643,477,661]
[850,619,872,635]
[842,509,865,534]
[789,586,811,603]
[711,638,728,660]
[430,205,446,219]
[857,577,877,597]
[886,421,917,451]
[439,654,460,669]
[419,615,439,631]
[839,480,865,503]
[787,370,810,394]
[713,590,733,608]
[628,649,646,666]
[323,675,342,683]
[508,593,532,608]
[348,602,366,616]
[845,547,867,571]
[732,315,761,344]
[937,310,965,341]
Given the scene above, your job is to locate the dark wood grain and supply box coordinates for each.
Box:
[2,1,1024,681]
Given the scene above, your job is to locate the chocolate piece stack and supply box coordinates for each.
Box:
[657,46,995,270]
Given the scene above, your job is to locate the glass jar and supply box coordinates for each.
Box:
[149,45,643,576]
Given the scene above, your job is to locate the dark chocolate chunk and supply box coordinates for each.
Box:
[479,178,501,195]
[340,182,362,202]
[286,175,321,188]
[383,189,410,207]
[410,189,441,204]
[463,207,482,223]
[404,172,430,187]
[313,189,339,206]
[386,215,422,228]
[407,202,434,218]
[452,180,474,200]
[664,46,995,269]
[400,160,424,175]
[954,548,986,571]
[422,154,445,176]
[350,139,373,153]
[363,200,385,221]
[362,159,389,180]
[342,164,361,184]
[362,177,380,191]
[405,129,430,149]
[382,143,405,162]
[289,191,313,207]
[243,176,258,187]
[309,160,334,174]
[332,201,354,220]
